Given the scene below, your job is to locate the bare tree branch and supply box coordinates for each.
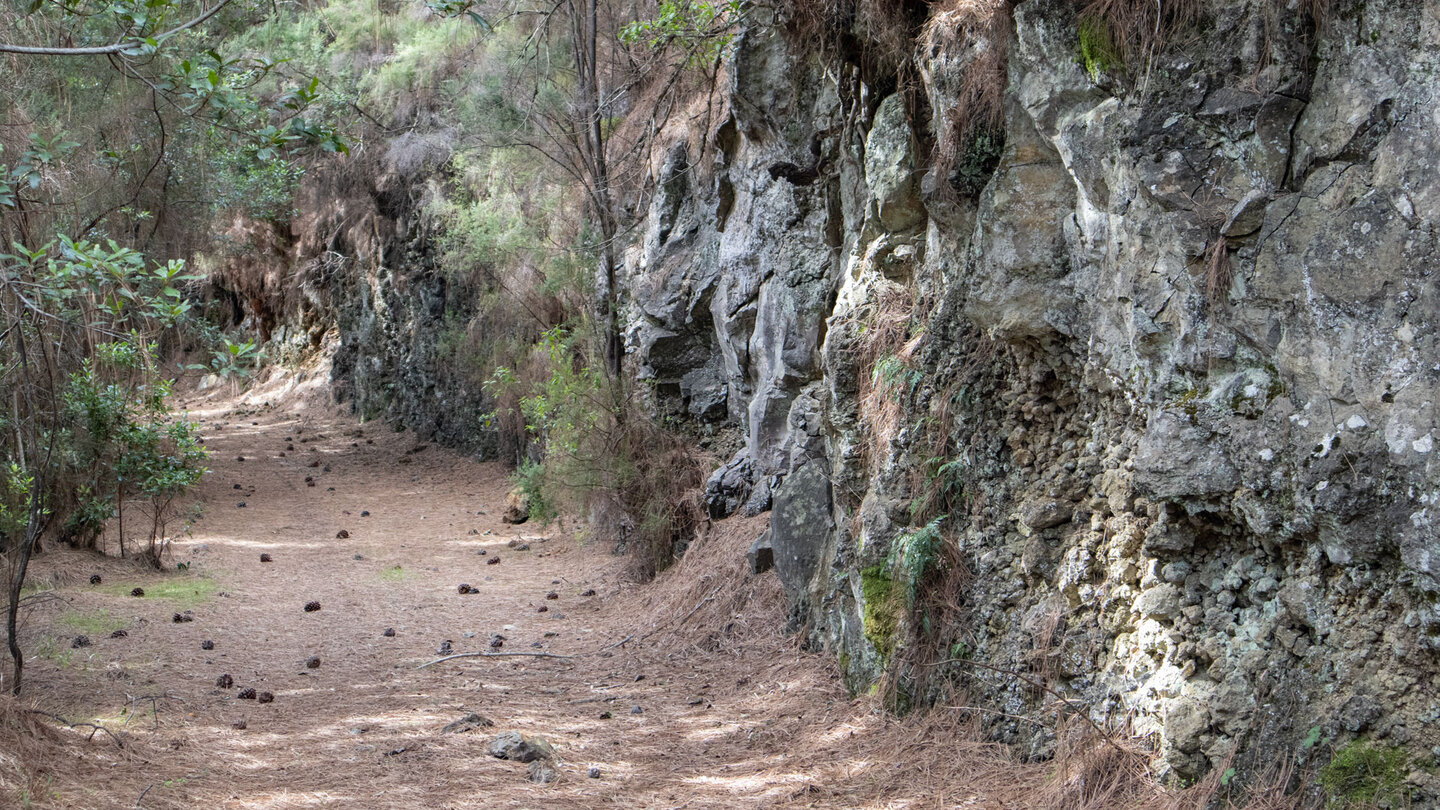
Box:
[0,0,236,56]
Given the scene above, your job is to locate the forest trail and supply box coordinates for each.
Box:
[11,383,1054,809]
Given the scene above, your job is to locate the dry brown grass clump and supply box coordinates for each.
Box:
[923,0,1014,190]
[0,695,59,804]
[857,280,922,477]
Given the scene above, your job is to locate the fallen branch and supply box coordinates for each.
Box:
[598,634,634,652]
[675,585,723,626]
[416,651,576,669]
[29,709,125,748]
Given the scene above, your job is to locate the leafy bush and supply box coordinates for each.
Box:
[487,326,707,579]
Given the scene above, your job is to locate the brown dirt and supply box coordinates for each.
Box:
[2,380,1303,809]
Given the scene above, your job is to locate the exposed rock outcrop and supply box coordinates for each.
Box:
[620,0,1440,787]
[215,0,1440,791]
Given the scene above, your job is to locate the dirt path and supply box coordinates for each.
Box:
[8,388,1096,809]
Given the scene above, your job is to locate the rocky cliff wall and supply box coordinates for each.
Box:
[623,0,1440,787]
[211,0,1440,790]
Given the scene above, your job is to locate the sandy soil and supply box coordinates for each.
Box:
[5,379,1190,810]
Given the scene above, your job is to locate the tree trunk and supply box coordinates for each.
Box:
[572,0,623,379]
[7,480,47,696]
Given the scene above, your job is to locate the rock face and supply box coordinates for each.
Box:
[220,0,1440,789]
[615,0,1440,786]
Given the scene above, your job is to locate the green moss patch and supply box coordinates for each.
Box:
[1078,15,1121,81]
[860,566,899,660]
[1320,742,1409,807]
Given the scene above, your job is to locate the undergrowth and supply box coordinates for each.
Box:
[488,325,708,580]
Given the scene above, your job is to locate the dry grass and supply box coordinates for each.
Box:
[857,281,922,479]
[0,695,61,805]
[923,0,1013,196]
[1205,233,1233,312]
[1076,0,1200,72]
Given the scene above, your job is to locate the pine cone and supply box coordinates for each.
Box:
[216,674,234,689]
[304,601,321,612]
[257,691,274,704]
[201,640,215,650]
[89,574,102,585]
[130,587,145,597]
[238,687,256,700]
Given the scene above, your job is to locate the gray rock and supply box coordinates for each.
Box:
[1135,585,1182,622]
[501,488,530,525]
[768,463,834,609]
[865,94,926,232]
[747,531,775,574]
[527,761,560,784]
[489,731,555,763]
[1166,698,1211,754]
[1018,498,1070,531]
[1340,695,1383,733]
[442,713,493,734]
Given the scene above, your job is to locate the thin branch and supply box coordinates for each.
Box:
[415,650,577,669]
[28,710,126,747]
[0,0,237,55]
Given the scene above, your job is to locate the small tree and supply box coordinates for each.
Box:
[1,238,210,695]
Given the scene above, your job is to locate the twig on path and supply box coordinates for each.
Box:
[676,585,723,627]
[136,784,153,808]
[598,634,634,652]
[28,709,125,748]
[416,651,576,669]
[15,591,68,610]
[124,692,181,730]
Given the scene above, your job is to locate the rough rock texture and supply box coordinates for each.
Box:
[489,731,556,763]
[618,0,1440,788]
[208,151,504,456]
[218,0,1440,791]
